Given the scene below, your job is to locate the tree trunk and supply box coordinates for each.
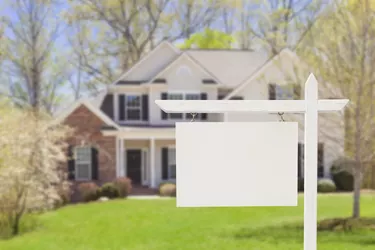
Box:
[12,213,21,236]
[352,165,362,218]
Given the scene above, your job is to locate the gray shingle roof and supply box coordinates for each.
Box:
[185,49,269,88]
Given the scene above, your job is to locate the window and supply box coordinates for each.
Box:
[275,85,294,100]
[168,93,183,119]
[167,93,201,120]
[168,147,176,179]
[125,95,142,120]
[75,146,91,180]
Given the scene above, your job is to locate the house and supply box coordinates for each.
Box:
[56,41,345,193]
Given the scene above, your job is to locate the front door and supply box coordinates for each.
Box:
[127,149,142,184]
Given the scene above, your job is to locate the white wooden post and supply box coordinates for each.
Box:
[304,74,318,250]
[155,73,349,250]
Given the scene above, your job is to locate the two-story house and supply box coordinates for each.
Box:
[56,41,345,193]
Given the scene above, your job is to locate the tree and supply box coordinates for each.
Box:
[64,0,224,90]
[65,0,171,87]
[1,0,68,114]
[179,28,235,49]
[0,100,72,236]
[244,0,327,55]
[299,0,375,218]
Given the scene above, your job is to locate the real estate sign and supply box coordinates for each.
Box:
[176,122,298,207]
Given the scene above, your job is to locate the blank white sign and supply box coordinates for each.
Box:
[176,122,298,207]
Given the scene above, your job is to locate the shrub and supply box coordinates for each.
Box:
[318,179,336,193]
[78,182,99,202]
[113,177,132,198]
[99,183,120,199]
[159,182,176,197]
[330,157,354,191]
[298,178,304,192]
[54,188,71,208]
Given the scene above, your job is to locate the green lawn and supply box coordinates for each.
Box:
[1,194,375,250]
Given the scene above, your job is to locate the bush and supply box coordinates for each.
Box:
[331,157,354,191]
[78,182,99,202]
[318,179,336,193]
[99,183,120,199]
[113,177,132,198]
[159,183,176,197]
[298,178,304,192]
[54,188,71,208]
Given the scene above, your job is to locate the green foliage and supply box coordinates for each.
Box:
[98,183,120,199]
[78,182,99,202]
[179,28,235,49]
[113,177,132,198]
[159,182,176,197]
[318,179,337,193]
[331,158,354,191]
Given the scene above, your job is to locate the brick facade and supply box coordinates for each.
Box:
[63,104,116,186]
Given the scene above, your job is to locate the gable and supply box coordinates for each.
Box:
[122,42,180,82]
[155,54,216,90]
[55,99,119,130]
[225,49,305,100]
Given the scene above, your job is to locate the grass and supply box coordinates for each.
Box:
[0,193,375,250]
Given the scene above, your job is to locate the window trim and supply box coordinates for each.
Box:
[74,146,92,181]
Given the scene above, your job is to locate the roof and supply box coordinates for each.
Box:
[224,48,302,100]
[185,49,269,88]
[54,98,120,130]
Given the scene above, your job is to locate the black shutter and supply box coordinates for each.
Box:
[162,147,169,180]
[119,94,126,121]
[200,93,208,120]
[100,94,114,119]
[268,83,276,100]
[91,147,99,180]
[293,84,302,100]
[142,94,149,121]
[161,93,168,120]
[67,145,75,180]
[298,143,304,178]
[318,143,324,178]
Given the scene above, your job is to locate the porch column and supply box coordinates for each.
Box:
[116,137,120,177]
[120,138,125,177]
[150,138,156,188]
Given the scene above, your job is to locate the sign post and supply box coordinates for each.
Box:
[155,74,348,250]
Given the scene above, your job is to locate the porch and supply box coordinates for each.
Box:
[115,138,176,189]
